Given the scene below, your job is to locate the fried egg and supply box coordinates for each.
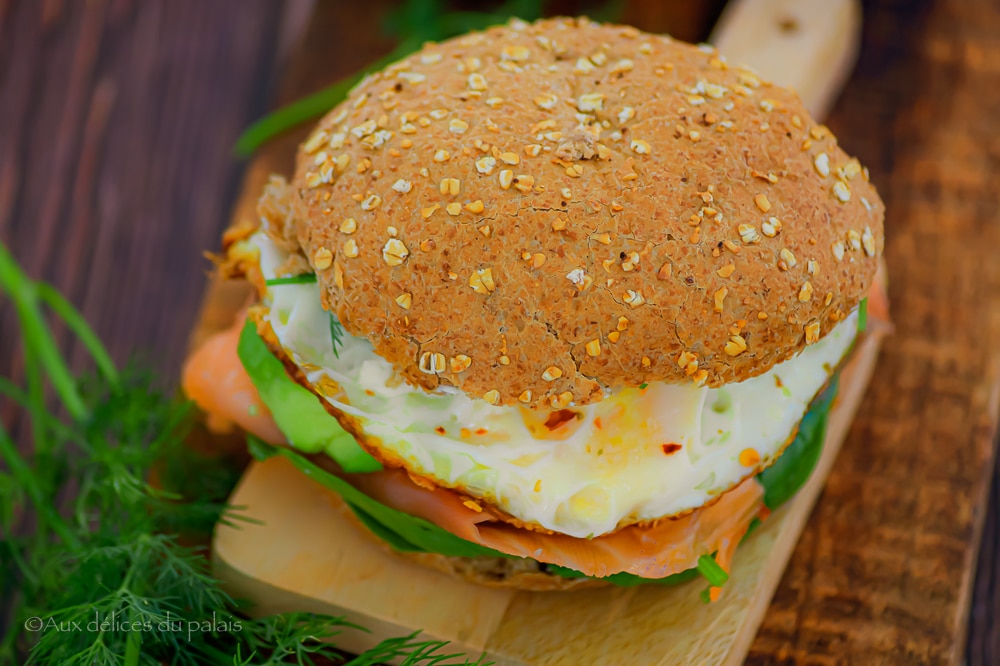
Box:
[250,232,857,538]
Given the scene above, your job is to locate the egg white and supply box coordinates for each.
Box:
[250,232,857,539]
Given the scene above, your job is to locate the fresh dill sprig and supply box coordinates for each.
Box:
[342,632,492,666]
[0,239,489,664]
[262,271,343,359]
[329,312,345,358]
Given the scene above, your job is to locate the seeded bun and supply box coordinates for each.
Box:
[288,17,884,409]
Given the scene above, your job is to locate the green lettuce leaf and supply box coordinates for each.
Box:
[250,436,505,559]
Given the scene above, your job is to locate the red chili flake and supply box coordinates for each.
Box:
[365,389,376,396]
[475,428,489,435]
[544,409,578,431]
[662,443,682,455]
[434,426,447,435]
[774,375,784,388]
[594,417,603,430]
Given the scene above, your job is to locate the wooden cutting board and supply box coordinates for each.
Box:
[198,0,1000,663]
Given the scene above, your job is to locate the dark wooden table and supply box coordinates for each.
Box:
[2,1,998,663]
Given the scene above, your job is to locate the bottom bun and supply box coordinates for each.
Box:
[396,551,606,592]
[336,504,604,591]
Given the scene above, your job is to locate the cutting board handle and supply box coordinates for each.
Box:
[710,0,861,119]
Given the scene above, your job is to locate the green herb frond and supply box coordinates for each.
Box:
[329,312,345,358]
[343,630,492,666]
[2,217,494,663]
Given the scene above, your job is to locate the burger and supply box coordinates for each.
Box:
[184,17,886,593]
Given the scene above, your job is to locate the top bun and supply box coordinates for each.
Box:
[288,17,884,409]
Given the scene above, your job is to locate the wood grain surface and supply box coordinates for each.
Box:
[749,1,1000,663]
[3,1,1000,664]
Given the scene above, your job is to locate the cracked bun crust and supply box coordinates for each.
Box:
[288,17,885,409]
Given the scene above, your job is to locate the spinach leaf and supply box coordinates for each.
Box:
[758,377,838,509]
[251,436,506,559]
